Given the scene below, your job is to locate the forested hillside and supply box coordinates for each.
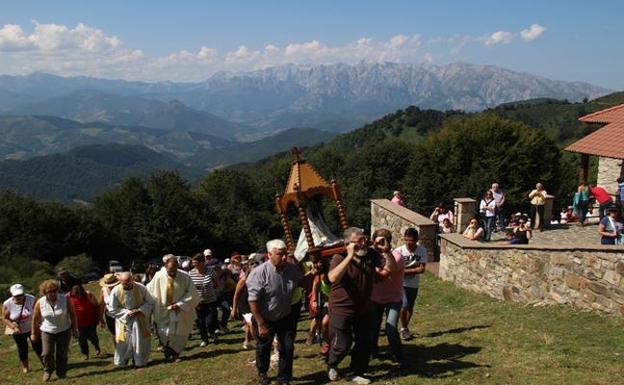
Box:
[2,93,623,294]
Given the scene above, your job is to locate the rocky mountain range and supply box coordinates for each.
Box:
[0,62,612,134]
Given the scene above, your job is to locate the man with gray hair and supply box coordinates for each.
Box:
[108,272,154,368]
[146,254,199,362]
[327,227,396,384]
[490,182,506,231]
[246,239,303,385]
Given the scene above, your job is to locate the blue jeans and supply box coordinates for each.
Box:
[482,216,494,241]
[371,301,404,364]
[576,200,589,224]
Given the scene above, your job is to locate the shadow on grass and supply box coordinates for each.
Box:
[403,342,488,378]
[295,342,486,384]
[424,324,491,338]
[183,347,242,361]
[67,359,111,370]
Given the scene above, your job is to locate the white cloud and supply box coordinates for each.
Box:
[521,24,546,41]
[197,46,217,60]
[0,21,542,82]
[483,30,514,46]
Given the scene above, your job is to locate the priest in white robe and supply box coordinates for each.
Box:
[147,254,200,361]
[108,272,154,368]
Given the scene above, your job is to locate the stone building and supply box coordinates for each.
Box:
[565,104,624,195]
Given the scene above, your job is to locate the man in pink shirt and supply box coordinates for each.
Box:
[590,185,614,220]
[370,228,406,369]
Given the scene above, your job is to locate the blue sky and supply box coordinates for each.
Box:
[1,0,622,88]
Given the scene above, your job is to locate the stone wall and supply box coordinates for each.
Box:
[597,157,623,195]
[370,199,437,262]
[439,234,624,314]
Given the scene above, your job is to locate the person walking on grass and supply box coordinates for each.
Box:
[247,239,303,385]
[370,228,406,369]
[327,227,396,385]
[67,282,102,360]
[398,228,427,341]
[189,253,219,347]
[147,254,200,362]
[3,284,41,374]
[109,272,154,368]
[31,280,78,382]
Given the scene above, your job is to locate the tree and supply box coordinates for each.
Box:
[402,114,571,214]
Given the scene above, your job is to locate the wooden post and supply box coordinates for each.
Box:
[275,194,296,253]
[580,154,589,183]
[331,179,349,231]
[294,185,315,250]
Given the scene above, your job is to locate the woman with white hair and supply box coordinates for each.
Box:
[3,284,41,373]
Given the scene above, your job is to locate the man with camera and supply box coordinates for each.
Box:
[326,227,397,384]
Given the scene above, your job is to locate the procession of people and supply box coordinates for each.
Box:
[3,225,429,384]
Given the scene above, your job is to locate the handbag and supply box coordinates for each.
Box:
[4,302,25,335]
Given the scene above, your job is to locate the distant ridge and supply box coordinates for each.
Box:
[0,62,612,134]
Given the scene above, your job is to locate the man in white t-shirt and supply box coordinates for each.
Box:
[397,228,427,340]
[490,183,506,231]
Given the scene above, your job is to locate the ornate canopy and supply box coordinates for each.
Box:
[276,147,348,260]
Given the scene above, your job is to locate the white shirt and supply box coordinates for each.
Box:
[3,294,35,333]
[39,295,72,334]
[491,189,504,207]
[397,244,427,289]
[480,199,496,218]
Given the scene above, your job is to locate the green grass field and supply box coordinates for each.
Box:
[2,273,623,385]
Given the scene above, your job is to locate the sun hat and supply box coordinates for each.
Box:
[99,273,119,288]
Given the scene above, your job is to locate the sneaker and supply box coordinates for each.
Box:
[258,372,270,385]
[200,340,208,347]
[400,328,411,340]
[349,375,371,384]
[327,367,339,381]
[242,341,250,350]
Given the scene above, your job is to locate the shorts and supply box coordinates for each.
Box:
[242,313,253,324]
[402,287,419,308]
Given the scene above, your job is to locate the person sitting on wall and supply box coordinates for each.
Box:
[440,218,454,234]
[462,218,484,241]
[509,216,532,245]
[430,202,454,230]
[598,207,622,245]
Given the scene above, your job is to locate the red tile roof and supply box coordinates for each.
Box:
[565,104,624,159]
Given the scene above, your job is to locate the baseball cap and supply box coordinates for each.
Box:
[10,284,24,296]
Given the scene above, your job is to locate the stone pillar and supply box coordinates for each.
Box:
[454,198,476,234]
[544,194,554,226]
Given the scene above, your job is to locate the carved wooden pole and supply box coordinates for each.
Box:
[275,194,296,253]
[294,184,315,250]
[331,179,349,231]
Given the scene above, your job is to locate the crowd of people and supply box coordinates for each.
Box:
[426,180,624,245]
[3,227,430,384]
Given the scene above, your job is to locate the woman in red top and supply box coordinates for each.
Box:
[67,283,101,359]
